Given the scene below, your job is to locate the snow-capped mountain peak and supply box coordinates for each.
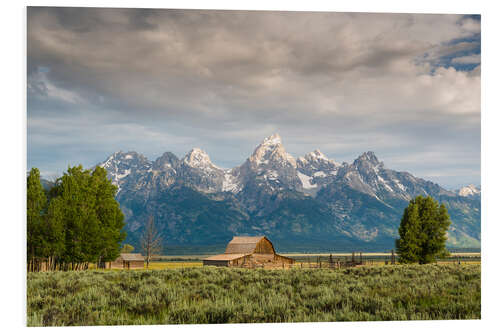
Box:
[301,149,341,167]
[99,151,152,192]
[357,151,379,163]
[249,133,296,167]
[261,133,282,146]
[304,149,326,161]
[182,148,221,170]
[353,151,384,170]
[152,152,179,171]
[458,184,481,197]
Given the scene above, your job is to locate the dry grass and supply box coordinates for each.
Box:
[27,264,481,326]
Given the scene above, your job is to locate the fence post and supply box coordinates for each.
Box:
[352,251,355,264]
[391,250,395,265]
[360,252,362,265]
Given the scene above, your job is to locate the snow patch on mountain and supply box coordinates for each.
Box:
[222,171,241,193]
[266,170,279,180]
[393,178,406,192]
[116,169,131,180]
[297,171,317,189]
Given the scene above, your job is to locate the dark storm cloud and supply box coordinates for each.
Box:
[27,7,480,189]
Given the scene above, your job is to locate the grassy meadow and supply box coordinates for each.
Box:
[27,264,480,326]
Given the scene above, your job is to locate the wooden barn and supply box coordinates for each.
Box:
[107,253,145,269]
[203,236,294,268]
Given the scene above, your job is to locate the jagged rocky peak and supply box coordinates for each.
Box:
[263,133,282,145]
[178,147,225,193]
[305,149,328,161]
[249,133,296,167]
[100,151,151,170]
[353,151,384,169]
[299,149,340,167]
[458,184,481,197]
[99,151,152,188]
[153,152,179,171]
[182,148,220,169]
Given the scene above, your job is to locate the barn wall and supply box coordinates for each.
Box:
[230,255,252,266]
[254,238,275,254]
[128,261,144,269]
[252,253,274,263]
[109,258,124,269]
[274,254,294,264]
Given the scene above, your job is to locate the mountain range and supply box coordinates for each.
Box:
[97,134,480,253]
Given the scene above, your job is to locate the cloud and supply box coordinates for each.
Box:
[27,8,481,189]
[452,54,481,64]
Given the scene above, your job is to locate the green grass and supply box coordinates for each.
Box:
[27,264,480,326]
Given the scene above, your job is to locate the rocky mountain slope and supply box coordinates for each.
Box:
[98,134,481,252]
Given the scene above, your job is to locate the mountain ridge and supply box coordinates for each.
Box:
[96,134,481,252]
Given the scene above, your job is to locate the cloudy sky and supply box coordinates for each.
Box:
[27,7,480,189]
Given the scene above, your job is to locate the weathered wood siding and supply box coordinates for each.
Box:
[274,254,294,265]
[128,261,144,269]
[254,238,275,254]
[108,258,124,269]
[203,236,294,268]
[252,253,275,263]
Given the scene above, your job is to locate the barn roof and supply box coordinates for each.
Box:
[203,253,249,261]
[224,236,275,254]
[120,253,144,261]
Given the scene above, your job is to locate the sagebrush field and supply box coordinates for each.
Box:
[27,264,480,326]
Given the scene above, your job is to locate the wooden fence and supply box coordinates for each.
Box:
[289,250,480,269]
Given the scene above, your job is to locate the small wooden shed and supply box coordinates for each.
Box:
[203,236,294,268]
[107,253,145,269]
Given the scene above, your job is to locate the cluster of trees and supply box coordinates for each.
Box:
[27,166,126,271]
[396,195,451,264]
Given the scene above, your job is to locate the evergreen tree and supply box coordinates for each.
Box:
[27,168,47,271]
[396,196,451,264]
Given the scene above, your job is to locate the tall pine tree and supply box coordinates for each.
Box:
[27,168,47,271]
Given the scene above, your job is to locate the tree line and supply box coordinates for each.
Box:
[27,166,126,271]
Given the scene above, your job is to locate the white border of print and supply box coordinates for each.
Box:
[2,1,498,333]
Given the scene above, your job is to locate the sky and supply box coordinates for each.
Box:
[27,7,481,189]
